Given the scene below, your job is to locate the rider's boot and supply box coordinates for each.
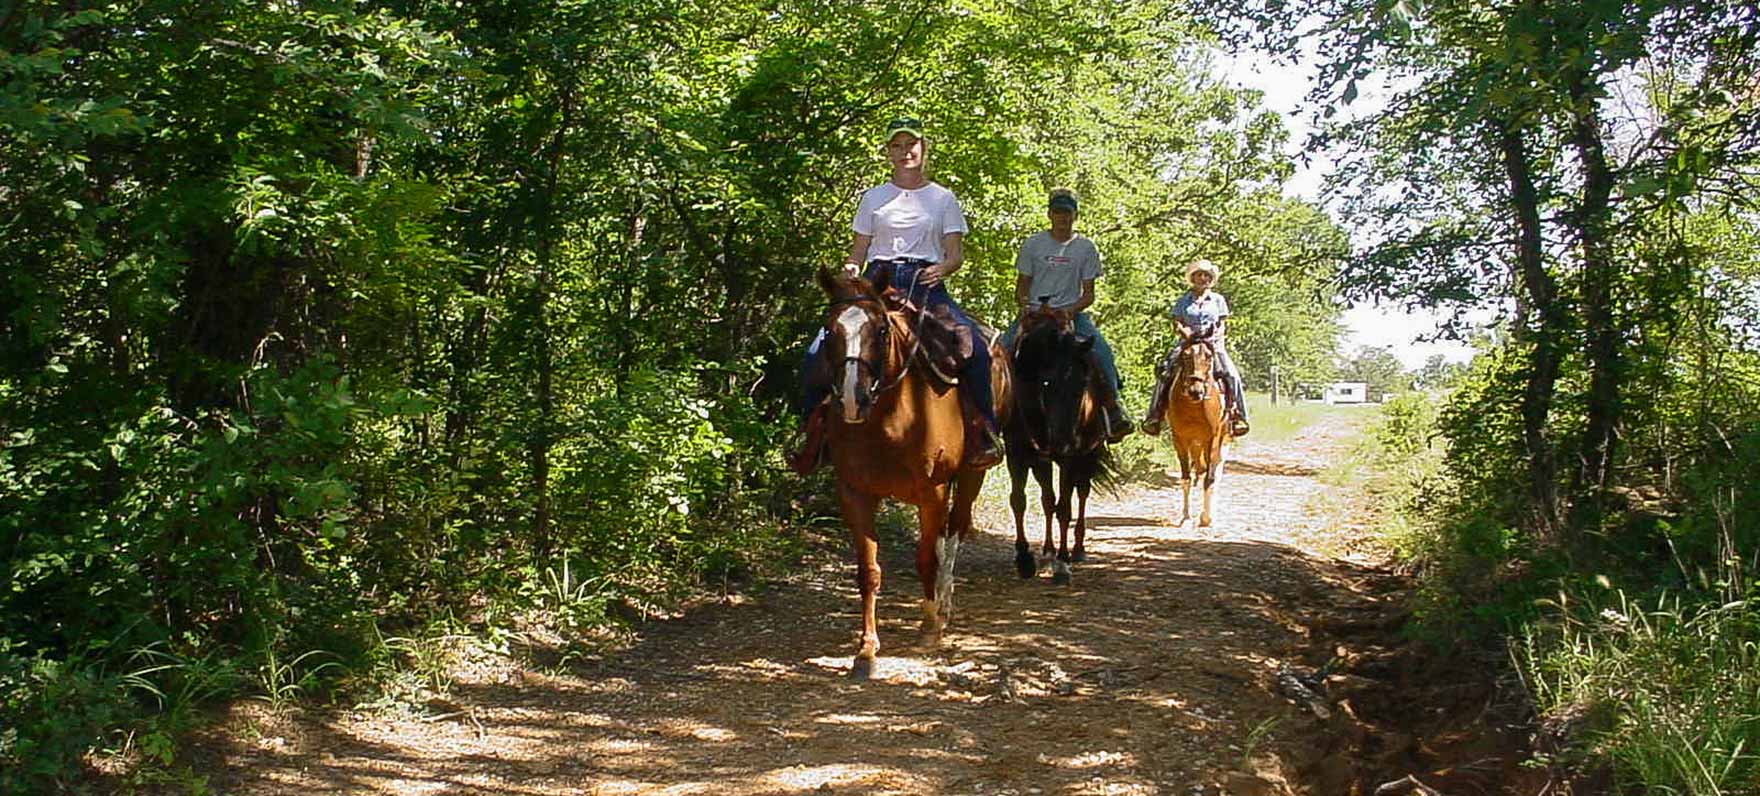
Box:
[1088,353,1133,443]
[963,414,1004,470]
[1227,375,1250,437]
[785,404,830,475]
[1103,400,1133,443]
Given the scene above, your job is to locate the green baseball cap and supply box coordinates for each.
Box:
[884,117,925,143]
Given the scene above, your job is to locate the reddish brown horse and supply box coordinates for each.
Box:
[813,266,1011,678]
[1165,336,1231,527]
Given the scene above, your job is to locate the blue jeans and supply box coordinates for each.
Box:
[1000,312,1120,394]
[1215,347,1248,421]
[799,260,997,430]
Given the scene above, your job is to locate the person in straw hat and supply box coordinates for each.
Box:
[1140,258,1250,437]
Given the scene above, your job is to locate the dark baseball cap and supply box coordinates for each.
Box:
[884,117,925,142]
[1048,189,1079,212]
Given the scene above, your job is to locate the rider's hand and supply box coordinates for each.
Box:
[841,261,860,280]
[916,264,947,286]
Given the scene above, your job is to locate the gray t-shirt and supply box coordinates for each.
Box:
[1014,232,1101,309]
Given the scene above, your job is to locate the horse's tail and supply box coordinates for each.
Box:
[1090,443,1121,496]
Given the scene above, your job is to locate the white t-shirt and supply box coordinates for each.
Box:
[852,181,968,263]
[1015,232,1102,309]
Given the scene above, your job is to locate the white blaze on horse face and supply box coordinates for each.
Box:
[837,305,868,422]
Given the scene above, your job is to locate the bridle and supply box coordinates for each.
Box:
[1017,323,1098,455]
[824,293,922,400]
[1176,338,1217,401]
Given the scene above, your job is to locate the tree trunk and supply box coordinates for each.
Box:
[1495,120,1566,536]
[529,84,576,560]
[1566,73,1621,532]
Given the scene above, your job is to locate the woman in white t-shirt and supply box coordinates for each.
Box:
[789,118,1001,473]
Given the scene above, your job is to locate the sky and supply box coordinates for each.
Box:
[1215,50,1482,370]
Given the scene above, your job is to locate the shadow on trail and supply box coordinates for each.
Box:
[188,518,1432,795]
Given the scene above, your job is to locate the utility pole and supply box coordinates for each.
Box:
[1270,364,1281,405]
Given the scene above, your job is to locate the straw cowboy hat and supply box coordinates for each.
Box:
[1186,259,1220,280]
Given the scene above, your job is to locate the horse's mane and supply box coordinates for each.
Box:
[817,267,885,307]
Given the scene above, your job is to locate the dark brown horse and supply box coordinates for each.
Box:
[1165,335,1230,527]
[813,266,1011,678]
[1005,308,1115,585]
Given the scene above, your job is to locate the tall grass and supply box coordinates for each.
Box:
[1522,591,1760,795]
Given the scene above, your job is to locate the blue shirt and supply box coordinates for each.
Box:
[1171,290,1230,336]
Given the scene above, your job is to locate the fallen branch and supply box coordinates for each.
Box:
[1373,774,1445,796]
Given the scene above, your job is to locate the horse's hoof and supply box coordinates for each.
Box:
[1199,517,1212,528]
[851,655,875,680]
[1072,548,1087,563]
[1051,562,1072,586]
[1015,550,1036,579]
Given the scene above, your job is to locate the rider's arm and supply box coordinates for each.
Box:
[844,234,873,278]
[940,232,963,274]
[919,233,963,286]
[1068,278,1096,317]
[1014,273,1033,309]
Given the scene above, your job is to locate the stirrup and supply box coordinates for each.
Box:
[963,427,1003,469]
[1103,406,1133,443]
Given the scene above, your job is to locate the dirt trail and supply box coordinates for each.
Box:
[183,412,1524,795]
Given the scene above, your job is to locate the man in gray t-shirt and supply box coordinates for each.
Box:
[1002,188,1131,441]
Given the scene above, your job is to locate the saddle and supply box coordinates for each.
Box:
[885,289,978,386]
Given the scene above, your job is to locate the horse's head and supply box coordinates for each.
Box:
[1016,323,1099,456]
[1018,300,1069,334]
[1177,337,1217,403]
[816,266,895,424]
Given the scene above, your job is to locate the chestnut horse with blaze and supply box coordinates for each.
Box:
[812,266,1011,678]
[1165,334,1231,527]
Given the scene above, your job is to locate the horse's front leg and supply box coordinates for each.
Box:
[1008,457,1035,579]
[914,485,953,644]
[837,483,883,678]
[1034,461,1056,559]
[1201,442,1223,528]
[1072,475,1091,563]
[1175,446,1194,526]
[1051,464,1077,586]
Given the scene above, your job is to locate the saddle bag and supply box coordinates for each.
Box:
[918,302,974,384]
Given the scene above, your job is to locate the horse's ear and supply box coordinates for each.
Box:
[881,286,908,311]
[816,266,839,296]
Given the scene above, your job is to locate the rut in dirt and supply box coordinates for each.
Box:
[181,414,1532,796]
